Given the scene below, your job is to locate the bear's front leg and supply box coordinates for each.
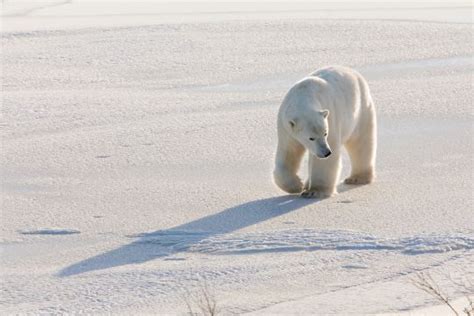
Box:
[273,133,306,194]
[301,152,341,199]
[274,166,303,194]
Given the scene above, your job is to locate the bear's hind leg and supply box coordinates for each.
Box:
[344,108,376,185]
[302,151,341,199]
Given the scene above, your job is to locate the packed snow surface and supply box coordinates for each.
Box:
[1,1,473,314]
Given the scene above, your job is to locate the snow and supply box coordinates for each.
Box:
[385,297,474,316]
[2,1,471,33]
[1,1,473,314]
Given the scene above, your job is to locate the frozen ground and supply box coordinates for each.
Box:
[1,1,473,315]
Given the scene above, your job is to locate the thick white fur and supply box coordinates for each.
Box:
[273,66,377,198]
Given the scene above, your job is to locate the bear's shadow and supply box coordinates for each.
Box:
[59,183,357,277]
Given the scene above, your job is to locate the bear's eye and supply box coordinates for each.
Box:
[309,137,315,141]
[324,132,328,137]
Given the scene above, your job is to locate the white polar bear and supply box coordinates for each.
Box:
[273,66,376,198]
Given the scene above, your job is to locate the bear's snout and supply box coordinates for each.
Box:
[315,148,331,159]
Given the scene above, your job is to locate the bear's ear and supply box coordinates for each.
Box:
[321,110,330,118]
[289,119,297,129]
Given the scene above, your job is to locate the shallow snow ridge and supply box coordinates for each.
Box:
[135,229,474,255]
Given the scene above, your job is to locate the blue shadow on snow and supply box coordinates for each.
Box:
[58,195,317,277]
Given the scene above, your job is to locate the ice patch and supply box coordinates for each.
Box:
[183,229,474,255]
[19,228,81,235]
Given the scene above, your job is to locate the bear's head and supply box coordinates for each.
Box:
[287,109,332,159]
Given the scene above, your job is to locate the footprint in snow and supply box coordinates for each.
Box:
[341,264,368,269]
[18,228,81,235]
[164,257,187,261]
[337,200,354,204]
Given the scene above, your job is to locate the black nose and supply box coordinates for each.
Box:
[324,151,332,158]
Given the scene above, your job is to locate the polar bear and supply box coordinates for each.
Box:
[273,66,376,198]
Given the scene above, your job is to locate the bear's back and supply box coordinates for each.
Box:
[310,65,362,83]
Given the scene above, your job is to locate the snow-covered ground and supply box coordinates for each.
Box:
[1,1,473,314]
